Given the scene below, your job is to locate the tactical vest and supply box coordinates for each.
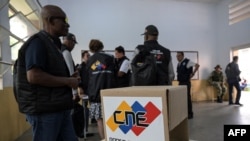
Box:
[14,31,73,114]
[177,58,193,82]
[115,56,131,87]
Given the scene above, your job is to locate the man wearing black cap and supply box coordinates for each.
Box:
[134,25,175,85]
[62,33,79,100]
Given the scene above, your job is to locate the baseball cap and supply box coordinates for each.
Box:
[141,25,159,36]
[64,33,77,43]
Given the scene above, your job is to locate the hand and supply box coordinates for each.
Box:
[73,95,80,102]
[190,73,195,78]
[67,77,79,89]
[71,70,79,77]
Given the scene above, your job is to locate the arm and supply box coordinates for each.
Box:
[193,63,200,76]
[207,72,214,85]
[117,59,130,77]
[62,50,75,75]
[27,68,79,89]
[235,64,241,76]
[168,57,175,85]
[131,48,139,64]
[187,60,200,77]
[25,38,79,89]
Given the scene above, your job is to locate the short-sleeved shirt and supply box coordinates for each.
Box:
[25,38,47,71]
[178,58,196,69]
[25,36,62,71]
[119,59,130,73]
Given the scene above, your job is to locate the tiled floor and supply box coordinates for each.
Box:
[15,92,250,141]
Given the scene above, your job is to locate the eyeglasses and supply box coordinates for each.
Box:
[49,16,68,23]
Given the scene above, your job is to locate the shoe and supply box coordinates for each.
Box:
[86,133,94,137]
[220,95,223,103]
[235,103,243,106]
[217,96,223,103]
[229,102,233,105]
[188,114,193,119]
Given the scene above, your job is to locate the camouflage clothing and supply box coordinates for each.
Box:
[208,71,227,97]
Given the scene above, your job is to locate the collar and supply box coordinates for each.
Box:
[144,40,158,45]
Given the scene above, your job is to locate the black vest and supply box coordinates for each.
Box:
[14,31,73,114]
[86,52,116,102]
[177,58,193,82]
[114,56,131,87]
[144,40,171,85]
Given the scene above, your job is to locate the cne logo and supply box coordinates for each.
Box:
[106,101,161,136]
[91,60,107,71]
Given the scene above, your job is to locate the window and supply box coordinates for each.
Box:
[229,0,250,25]
[8,0,41,60]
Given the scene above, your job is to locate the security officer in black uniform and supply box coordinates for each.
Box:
[176,51,200,119]
[114,46,131,87]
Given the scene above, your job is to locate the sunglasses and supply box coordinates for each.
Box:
[49,16,68,23]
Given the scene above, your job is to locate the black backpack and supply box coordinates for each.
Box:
[131,45,157,86]
[71,102,85,138]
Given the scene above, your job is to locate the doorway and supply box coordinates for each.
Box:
[233,46,250,85]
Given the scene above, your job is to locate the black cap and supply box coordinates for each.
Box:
[64,33,77,43]
[141,25,159,36]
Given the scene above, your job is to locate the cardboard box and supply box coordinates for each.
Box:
[101,86,188,141]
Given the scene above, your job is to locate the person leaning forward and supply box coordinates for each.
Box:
[14,5,79,141]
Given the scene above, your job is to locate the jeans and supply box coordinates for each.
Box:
[26,110,78,141]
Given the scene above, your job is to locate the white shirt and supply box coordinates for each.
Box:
[62,49,78,95]
[178,58,196,69]
[119,59,130,73]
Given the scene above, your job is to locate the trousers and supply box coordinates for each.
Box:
[26,110,78,141]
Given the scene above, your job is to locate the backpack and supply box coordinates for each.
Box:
[130,45,157,86]
[71,102,85,138]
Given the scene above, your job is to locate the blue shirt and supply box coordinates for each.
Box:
[25,35,62,71]
[25,38,47,71]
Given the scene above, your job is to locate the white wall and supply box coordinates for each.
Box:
[216,0,250,70]
[40,0,220,79]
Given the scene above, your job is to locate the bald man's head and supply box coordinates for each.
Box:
[41,5,65,24]
[41,5,69,37]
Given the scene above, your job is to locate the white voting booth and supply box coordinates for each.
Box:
[101,86,189,141]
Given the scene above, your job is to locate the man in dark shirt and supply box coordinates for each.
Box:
[15,5,79,141]
[134,25,175,85]
[114,46,131,87]
[225,56,242,106]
